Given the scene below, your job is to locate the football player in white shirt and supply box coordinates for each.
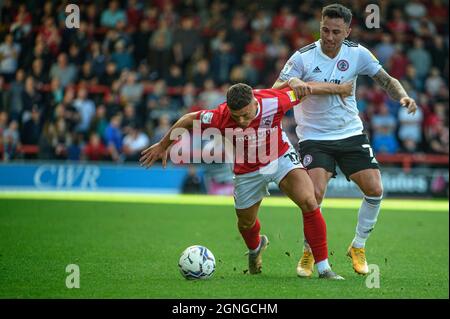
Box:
[273,3,417,277]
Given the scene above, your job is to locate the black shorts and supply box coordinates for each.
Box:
[298,134,380,180]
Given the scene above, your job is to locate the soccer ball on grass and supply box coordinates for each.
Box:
[178,245,216,280]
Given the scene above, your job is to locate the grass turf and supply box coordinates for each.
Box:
[0,196,448,298]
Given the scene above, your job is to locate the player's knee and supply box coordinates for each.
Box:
[300,196,318,213]
[314,187,326,205]
[365,184,383,198]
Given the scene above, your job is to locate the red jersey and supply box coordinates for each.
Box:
[197,88,300,175]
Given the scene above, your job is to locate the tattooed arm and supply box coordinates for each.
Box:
[371,68,417,114]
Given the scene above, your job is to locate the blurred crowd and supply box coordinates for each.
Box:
[0,0,448,163]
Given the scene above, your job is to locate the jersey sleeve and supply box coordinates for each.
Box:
[196,108,222,129]
[357,45,382,77]
[270,88,302,113]
[278,51,305,81]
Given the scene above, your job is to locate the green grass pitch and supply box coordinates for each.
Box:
[0,193,448,298]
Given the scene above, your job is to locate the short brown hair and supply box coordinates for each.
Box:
[322,4,352,25]
[226,83,253,110]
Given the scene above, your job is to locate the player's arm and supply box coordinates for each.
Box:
[307,81,353,97]
[140,112,198,168]
[273,52,313,97]
[274,77,352,99]
[277,79,353,102]
[272,78,289,89]
[371,68,417,114]
[273,77,312,97]
[277,81,352,112]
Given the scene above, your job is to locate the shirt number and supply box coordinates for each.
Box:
[284,151,300,165]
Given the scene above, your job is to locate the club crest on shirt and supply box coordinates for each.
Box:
[303,154,313,166]
[201,111,213,124]
[337,59,349,71]
[260,115,275,128]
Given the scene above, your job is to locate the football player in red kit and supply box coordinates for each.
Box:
[140,82,352,279]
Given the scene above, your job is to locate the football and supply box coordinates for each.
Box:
[178,245,216,280]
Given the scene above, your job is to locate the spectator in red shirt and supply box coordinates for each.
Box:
[428,0,449,30]
[387,45,409,80]
[386,9,410,34]
[245,33,266,73]
[10,4,32,38]
[271,5,299,34]
[84,132,108,161]
[143,6,159,31]
[424,117,449,154]
[126,0,143,29]
[38,17,61,57]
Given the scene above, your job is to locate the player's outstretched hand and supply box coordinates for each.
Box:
[288,77,313,98]
[400,97,417,115]
[139,142,168,169]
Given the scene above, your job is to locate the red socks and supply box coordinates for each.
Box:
[303,207,328,263]
[238,209,327,262]
[239,218,261,250]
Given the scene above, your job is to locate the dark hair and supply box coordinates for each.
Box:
[226,83,253,110]
[322,4,352,25]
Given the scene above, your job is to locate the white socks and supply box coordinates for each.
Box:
[316,259,331,274]
[249,239,262,254]
[304,239,331,274]
[352,195,382,248]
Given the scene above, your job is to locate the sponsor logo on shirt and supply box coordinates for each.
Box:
[262,116,274,127]
[234,126,278,143]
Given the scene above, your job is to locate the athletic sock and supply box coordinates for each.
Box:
[302,207,328,263]
[249,241,261,254]
[239,218,261,251]
[316,259,331,274]
[303,205,321,252]
[352,195,382,248]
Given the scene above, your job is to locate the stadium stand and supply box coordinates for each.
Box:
[0,0,448,168]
